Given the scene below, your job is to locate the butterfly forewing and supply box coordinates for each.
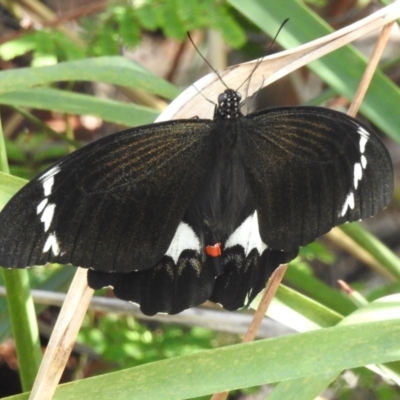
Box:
[240,107,393,251]
[0,120,214,271]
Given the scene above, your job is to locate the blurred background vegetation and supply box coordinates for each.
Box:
[0,1,399,399]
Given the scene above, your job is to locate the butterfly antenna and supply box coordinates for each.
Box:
[245,75,266,113]
[236,18,289,92]
[192,82,217,107]
[187,32,230,90]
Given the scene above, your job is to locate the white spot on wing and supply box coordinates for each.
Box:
[39,165,61,182]
[225,211,267,256]
[40,203,56,232]
[358,127,370,153]
[361,154,367,169]
[339,125,370,218]
[36,166,61,229]
[340,191,355,217]
[353,163,362,189]
[43,232,60,255]
[165,222,201,264]
[36,198,48,214]
[42,176,54,196]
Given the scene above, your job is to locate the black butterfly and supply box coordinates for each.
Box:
[0,88,393,315]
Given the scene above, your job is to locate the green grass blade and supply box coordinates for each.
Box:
[267,372,339,400]
[284,262,357,315]
[0,88,160,127]
[4,317,400,400]
[12,107,81,148]
[267,295,400,399]
[266,284,343,330]
[0,56,179,99]
[1,270,42,390]
[340,223,400,281]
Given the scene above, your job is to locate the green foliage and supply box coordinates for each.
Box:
[5,132,69,179]
[333,367,400,400]
[77,313,238,373]
[299,241,336,264]
[304,0,328,7]
[0,30,85,65]
[0,1,247,63]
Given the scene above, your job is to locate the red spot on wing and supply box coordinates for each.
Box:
[206,243,222,257]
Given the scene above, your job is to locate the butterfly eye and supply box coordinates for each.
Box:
[235,92,242,101]
[218,93,226,104]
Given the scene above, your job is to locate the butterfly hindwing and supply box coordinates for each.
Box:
[240,107,393,251]
[88,250,220,315]
[88,220,222,315]
[0,120,215,272]
[209,211,298,310]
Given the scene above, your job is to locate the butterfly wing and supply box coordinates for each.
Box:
[88,250,221,315]
[240,106,393,251]
[0,120,215,272]
[209,211,297,311]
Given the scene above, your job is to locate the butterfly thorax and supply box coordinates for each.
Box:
[214,89,243,120]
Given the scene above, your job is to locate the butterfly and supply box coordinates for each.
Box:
[0,88,393,316]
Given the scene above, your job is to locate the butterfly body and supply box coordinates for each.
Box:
[0,89,393,315]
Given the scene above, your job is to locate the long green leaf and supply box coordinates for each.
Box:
[340,223,400,281]
[0,56,178,99]
[268,295,400,399]
[284,263,357,315]
[1,270,42,390]
[0,88,160,127]
[267,372,339,400]
[265,284,343,331]
[4,317,400,400]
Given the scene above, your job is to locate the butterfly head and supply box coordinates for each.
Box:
[215,89,242,120]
